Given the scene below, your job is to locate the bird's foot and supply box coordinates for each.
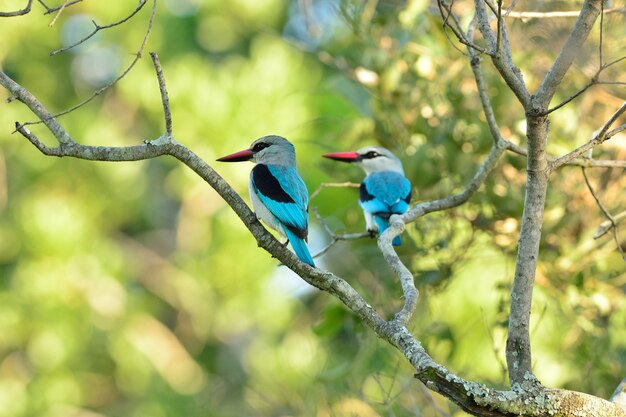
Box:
[367,229,377,239]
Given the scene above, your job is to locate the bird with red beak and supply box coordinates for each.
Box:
[217,135,315,266]
[323,146,412,246]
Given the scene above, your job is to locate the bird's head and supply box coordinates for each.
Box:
[323,146,404,175]
[217,135,296,166]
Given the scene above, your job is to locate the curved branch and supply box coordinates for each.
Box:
[403,142,507,224]
[0,0,32,17]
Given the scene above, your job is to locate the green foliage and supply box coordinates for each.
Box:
[0,1,625,416]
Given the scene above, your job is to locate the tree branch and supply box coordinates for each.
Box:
[582,168,626,261]
[22,0,156,127]
[403,142,507,224]
[474,0,531,108]
[534,0,603,110]
[50,0,148,56]
[551,101,626,169]
[0,0,32,17]
[37,0,82,15]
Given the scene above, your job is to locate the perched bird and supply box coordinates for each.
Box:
[323,146,411,246]
[217,135,315,267]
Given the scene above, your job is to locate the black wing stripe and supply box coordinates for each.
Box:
[403,188,412,204]
[252,165,295,203]
[359,182,375,202]
[285,223,308,240]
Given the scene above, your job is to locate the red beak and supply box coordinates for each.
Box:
[322,151,360,163]
[216,149,254,162]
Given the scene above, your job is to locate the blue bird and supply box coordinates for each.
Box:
[323,147,412,246]
[217,135,315,267]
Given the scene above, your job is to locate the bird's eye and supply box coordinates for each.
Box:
[252,142,271,152]
[365,151,379,158]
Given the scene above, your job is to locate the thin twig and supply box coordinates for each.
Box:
[50,0,148,55]
[149,52,173,136]
[311,207,370,258]
[551,100,626,169]
[48,0,70,27]
[582,168,626,261]
[37,0,82,15]
[436,0,491,56]
[595,210,626,239]
[506,140,626,169]
[309,181,360,202]
[23,0,156,127]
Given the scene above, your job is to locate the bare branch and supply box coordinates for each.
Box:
[545,78,596,115]
[311,207,370,259]
[403,142,507,223]
[378,216,418,326]
[474,0,531,107]
[0,73,72,145]
[505,140,626,169]
[582,168,626,261]
[436,0,491,56]
[149,52,173,136]
[22,0,156,127]
[38,0,82,15]
[309,181,360,202]
[551,100,626,169]
[534,0,603,110]
[0,0,32,17]
[596,211,626,239]
[50,0,148,55]
[467,23,506,145]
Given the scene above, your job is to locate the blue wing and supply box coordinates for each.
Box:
[251,164,309,239]
[359,171,412,216]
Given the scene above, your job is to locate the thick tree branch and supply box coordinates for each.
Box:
[474,0,531,108]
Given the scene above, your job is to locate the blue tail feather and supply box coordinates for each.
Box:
[374,216,402,246]
[283,227,315,267]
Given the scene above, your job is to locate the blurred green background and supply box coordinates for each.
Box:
[0,0,625,416]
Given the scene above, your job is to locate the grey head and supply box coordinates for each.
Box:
[249,135,297,166]
[354,146,405,175]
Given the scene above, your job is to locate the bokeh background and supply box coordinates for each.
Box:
[0,0,625,416]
